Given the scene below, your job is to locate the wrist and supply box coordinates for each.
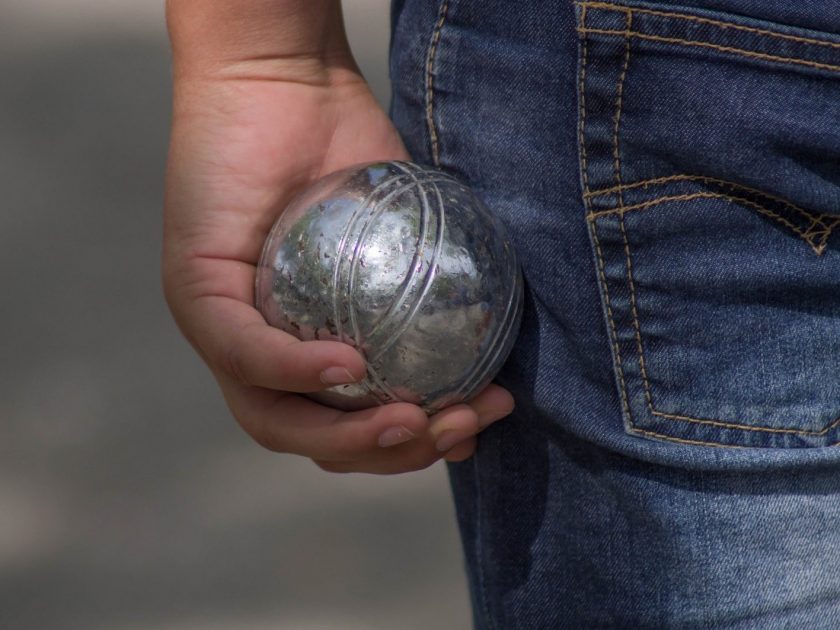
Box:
[166,0,356,83]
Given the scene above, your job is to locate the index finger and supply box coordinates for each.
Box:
[169,255,367,392]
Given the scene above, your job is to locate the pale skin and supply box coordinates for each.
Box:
[163,0,514,474]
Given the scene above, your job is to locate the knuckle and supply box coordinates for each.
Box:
[224,321,269,387]
[329,441,368,462]
[247,420,290,454]
[251,432,280,453]
[403,448,441,473]
[460,411,481,434]
[444,444,475,463]
[224,344,251,387]
[324,424,374,461]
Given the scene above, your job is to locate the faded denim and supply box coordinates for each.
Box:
[390,0,840,627]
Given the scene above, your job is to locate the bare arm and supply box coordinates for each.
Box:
[167,1,354,80]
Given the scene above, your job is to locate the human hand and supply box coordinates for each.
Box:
[163,2,514,473]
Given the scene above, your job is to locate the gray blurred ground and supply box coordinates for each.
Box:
[0,2,471,628]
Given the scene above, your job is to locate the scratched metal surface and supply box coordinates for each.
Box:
[258,162,523,413]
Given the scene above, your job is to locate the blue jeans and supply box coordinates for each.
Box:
[390,0,840,627]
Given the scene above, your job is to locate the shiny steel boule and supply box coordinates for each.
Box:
[255,161,523,413]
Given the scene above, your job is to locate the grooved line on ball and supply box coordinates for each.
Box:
[351,169,434,404]
[346,177,421,402]
[454,245,522,401]
[363,166,433,345]
[332,173,407,343]
[425,0,450,165]
[255,202,294,312]
[332,171,452,405]
[369,178,446,362]
[350,175,452,352]
[347,180,426,345]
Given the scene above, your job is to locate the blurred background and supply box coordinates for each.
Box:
[0,1,471,628]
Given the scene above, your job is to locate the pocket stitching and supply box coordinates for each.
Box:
[578,4,593,196]
[582,5,637,428]
[578,27,840,75]
[586,174,839,253]
[631,427,747,448]
[580,2,840,50]
[588,191,833,255]
[593,200,840,437]
[580,4,840,446]
[424,0,450,166]
[614,15,651,434]
[586,175,835,232]
[612,11,633,207]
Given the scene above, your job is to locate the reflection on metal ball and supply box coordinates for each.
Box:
[255,161,523,414]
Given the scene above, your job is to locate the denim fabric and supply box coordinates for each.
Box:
[390,1,840,627]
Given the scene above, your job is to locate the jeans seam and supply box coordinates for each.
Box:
[590,224,636,433]
[577,28,840,75]
[579,1,637,433]
[612,10,632,208]
[578,4,592,197]
[424,0,450,166]
[588,174,839,252]
[472,447,495,630]
[630,427,747,448]
[616,14,647,426]
[586,175,833,230]
[580,2,840,50]
[648,407,840,436]
[587,191,832,255]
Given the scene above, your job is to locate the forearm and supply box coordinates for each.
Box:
[166,0,354,80]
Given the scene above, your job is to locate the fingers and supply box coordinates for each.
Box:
[190,292,367,392]
[442,437,478,463]
[218,376,430,461]
[309,384,515,474]
[439,383,515,443]
[181,271,515,473]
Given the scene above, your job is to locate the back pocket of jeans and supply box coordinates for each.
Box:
[577,1,840,448]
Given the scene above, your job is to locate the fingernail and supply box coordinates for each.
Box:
[377,425,417,448]
[478,408,513,428]
[436,430,470,453]
[320,367,357,386]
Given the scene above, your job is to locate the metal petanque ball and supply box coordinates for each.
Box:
[255,161,523,414]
